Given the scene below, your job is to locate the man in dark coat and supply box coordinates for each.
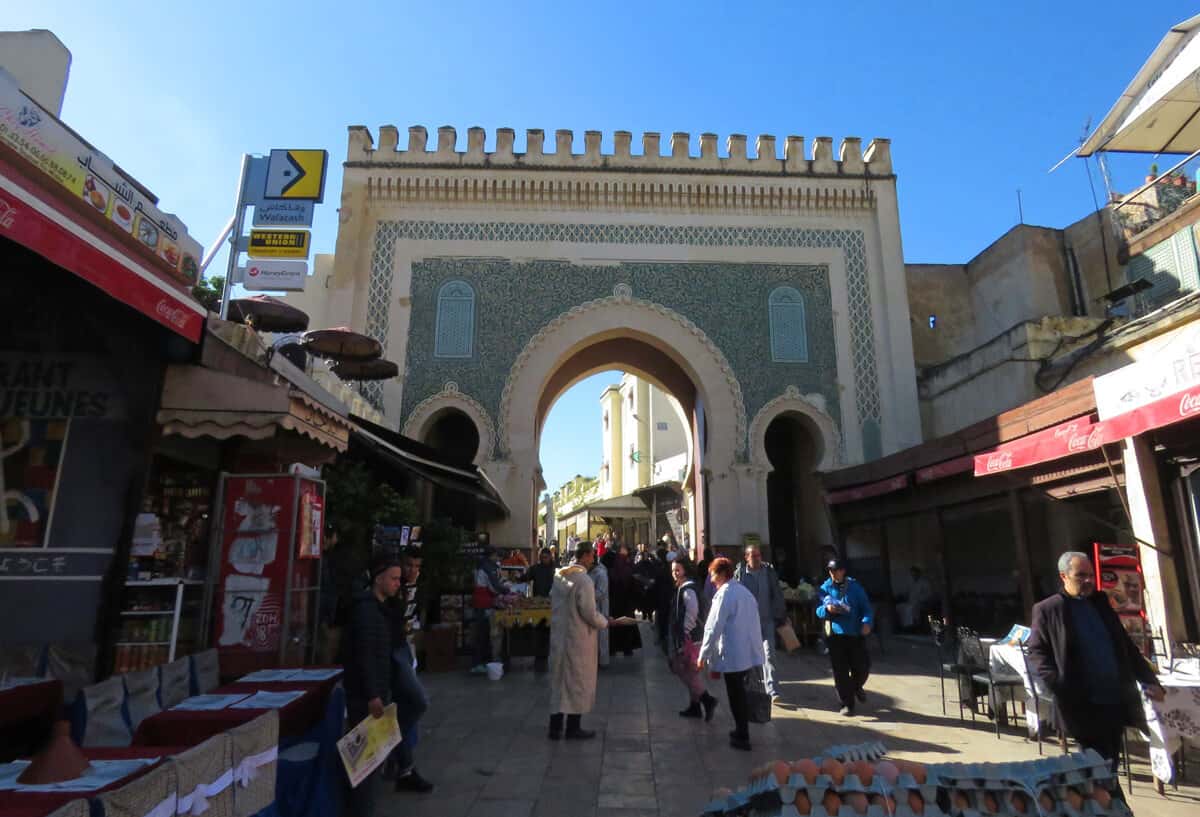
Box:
[386,548,433,793]
[1027,551,1165,773]
[341,552,403,817]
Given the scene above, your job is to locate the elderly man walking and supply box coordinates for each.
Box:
[734,545,786,700]
[1027,551,1165,774]
[548,542,610,740]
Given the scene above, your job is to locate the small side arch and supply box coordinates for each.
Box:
[748,386,840,472]
[402,382,496,467]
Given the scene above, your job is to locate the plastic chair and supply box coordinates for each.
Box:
[191,648,220,695]
[229,711,279,817]
[171,733,234,817]
[159,657,191,709]
[96,757,176,817]
[122,668,162,730]
[76,676,132,748]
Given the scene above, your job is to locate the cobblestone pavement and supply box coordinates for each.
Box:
[377,626,1199,817]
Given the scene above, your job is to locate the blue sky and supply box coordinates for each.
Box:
[8,1,1197,493]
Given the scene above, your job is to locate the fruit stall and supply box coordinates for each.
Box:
[703,742,1131,817]
[495,596,551,667]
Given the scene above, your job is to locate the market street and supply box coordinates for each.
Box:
[382,626,1199,817]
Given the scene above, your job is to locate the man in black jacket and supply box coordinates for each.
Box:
[387,548,433,793]
[342,552,402,817]
[1027,551,1165,774]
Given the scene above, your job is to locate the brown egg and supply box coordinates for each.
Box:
[1066,789,1085,811]
[1011,792,1029,814]
[982,792,999,813]
[820,757,846,785]
[792,758,819,784]
[870,794,896,814]
[953,790,971,812]
[851,760,875,785]
[875,761,900,786]
[907,791,925,815]
[772,760,791,786]
[846,792,870,814]
[907,762,928,785]
[793,790,812,815]
[1092,787,1113,809]
[822,791,843,815]
[1038,791,1056,813]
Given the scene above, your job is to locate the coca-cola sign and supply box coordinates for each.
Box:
[1179,391,1200,419]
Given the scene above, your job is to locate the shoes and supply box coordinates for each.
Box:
[564,729,596,740]
[679,703,703,719]
[855,689,867,703]
[547,728,562,740]
[771,694,782,704]
[729,734,752,751]
[395,770,434,793]
[469,665,487,675]
[839,705,854,716]
[701,692,718,723]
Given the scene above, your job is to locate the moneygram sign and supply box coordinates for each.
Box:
[239,260,307,292]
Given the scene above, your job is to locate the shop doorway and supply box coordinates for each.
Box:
[420,408,481,530]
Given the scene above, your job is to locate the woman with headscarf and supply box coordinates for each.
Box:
[606,543,642,656]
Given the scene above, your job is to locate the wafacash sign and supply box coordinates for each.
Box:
[0,354,121,419]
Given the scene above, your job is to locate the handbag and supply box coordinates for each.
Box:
[745,670,773,724]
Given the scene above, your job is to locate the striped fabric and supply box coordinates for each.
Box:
[228,711,278,817]
[171,734,233,817]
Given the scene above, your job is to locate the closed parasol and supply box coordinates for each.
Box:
[302,327,382,361]
[332,358,400,381]
[228,295,310,333]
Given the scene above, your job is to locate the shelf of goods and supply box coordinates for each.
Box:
[113,579,203,672]
[701,741,1132,817]
[495,598,551,629]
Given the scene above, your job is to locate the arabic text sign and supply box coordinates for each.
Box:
[239,260,308,291]
[253,200,314,227]
[247,229,310,259]
[0,70,202,286]
[264,149,328,201]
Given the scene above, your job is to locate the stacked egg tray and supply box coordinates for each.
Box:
[702,744,1132,817]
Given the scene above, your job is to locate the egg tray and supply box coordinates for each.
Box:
[817,742,889,764]
[741,772,939,813]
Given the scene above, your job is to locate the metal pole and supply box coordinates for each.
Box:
[219,154,251,320]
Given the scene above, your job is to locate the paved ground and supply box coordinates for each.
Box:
[377,625,1199,817]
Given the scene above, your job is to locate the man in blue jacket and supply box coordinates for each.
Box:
[816,558,873,716]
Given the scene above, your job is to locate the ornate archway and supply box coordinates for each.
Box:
[401,381,496,467]
[748,385,841,472]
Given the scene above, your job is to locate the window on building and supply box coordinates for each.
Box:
[603,412,609,431]
[434,280,475,358]
[1126,227,1200,310]
[768,286,808,363]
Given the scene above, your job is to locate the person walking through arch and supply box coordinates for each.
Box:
[669,558,718,720]
[548,542,610,740]
[697,557,765,751]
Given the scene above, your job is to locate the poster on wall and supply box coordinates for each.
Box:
[296,481,323,559]
[0,418,68,547]
[1092,542,1151,656]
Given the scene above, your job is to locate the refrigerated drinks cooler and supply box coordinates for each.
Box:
[1092,542,1151,656]
[203,473,325,676]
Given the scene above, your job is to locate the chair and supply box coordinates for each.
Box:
[122,668,162,730]
[97,757,176,817]
[43,800,88,817]
[928,615,957,716]
[46,643,96,703]
[0,644,47,679]
[229,711,279,817]
[76,676,132,747]
[159,657,191,708]
[947,624,987,721]
[171,733,234,817]
[191,648,220,695]
[959,627,1024,732]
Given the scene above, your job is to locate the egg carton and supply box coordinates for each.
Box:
[924,752,1110,792]
[703,787,754,816]
[817,741,890,764]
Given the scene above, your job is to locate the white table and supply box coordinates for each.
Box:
[1143,671,1200,784]
[987,641,1055,737]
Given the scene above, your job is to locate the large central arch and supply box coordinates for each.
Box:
[487,290,750,548]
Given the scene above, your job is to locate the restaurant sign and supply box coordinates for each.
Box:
[1093,321,1200,421]
[0,69,203,286]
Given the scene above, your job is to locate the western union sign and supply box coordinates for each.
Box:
[247,229,310,259]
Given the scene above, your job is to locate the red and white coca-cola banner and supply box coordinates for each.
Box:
[826,474,909,505]
[0,158,204,342]
[974,382,1200,476]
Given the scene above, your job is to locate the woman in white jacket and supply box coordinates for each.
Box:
[697,556,765,751]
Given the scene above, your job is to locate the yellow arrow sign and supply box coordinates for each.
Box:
[264,149,328,202]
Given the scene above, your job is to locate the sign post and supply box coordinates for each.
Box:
[216,149,328,319]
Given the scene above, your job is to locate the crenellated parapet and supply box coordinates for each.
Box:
[346,126,893,177]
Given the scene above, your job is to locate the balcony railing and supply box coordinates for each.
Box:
[1112,153,1200,244]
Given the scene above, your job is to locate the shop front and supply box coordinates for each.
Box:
[0,74,205,670]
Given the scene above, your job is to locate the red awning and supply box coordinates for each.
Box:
[915,455,974,484]
[974,381,1200,477]
[826,474,909,505]
[0,154,204,342]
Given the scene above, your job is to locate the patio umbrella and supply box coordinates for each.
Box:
[227,296,310,333]
[331,358,399,381]
[302,327,382,361]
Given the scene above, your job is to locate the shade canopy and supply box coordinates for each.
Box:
[302,326,382,361]
[1078,14,1200,156]
[331,357,399,381]
[228,295,310,333]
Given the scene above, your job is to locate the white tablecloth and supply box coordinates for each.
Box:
[1143,671,1200,783]
[988,642,1054,736]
